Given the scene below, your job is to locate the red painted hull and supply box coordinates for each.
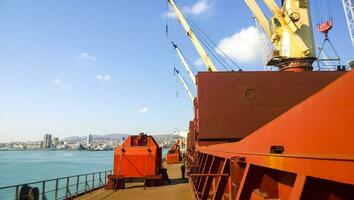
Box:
[187,71,354,199]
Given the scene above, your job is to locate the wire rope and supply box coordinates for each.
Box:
[175,0,242,71]
[188,18,242,71]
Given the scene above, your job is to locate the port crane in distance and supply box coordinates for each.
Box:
[342,0,354,69]
[342,0,354,46]
[168,0,217,72]
[245,0,317,72]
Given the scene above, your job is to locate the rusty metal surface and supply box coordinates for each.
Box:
[188,121,196,152]
[187,71,354,199]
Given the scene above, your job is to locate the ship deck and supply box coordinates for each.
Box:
[75,162,193,200]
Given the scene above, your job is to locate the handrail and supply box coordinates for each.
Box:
[0,170,112,200]
[0,171,111,189]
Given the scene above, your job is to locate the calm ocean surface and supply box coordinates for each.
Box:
[0,150,169,188]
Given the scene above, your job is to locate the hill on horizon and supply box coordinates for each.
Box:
[62,133,176,143]
[63,133,129,142]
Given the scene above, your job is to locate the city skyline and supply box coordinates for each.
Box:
[0,131,181,143]
[0,132,183,152]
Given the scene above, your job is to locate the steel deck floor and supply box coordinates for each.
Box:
[75,162,193,200]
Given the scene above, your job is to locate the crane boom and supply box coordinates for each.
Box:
[172,42,196,84]
[244,0,317,71]
[168,0,217,72]
[245,0,271,37]
[342,0,354,46]
[174,68,194,101]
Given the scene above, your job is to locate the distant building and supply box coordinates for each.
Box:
[27,141,42,149]
[43,134,52,148]
[53,137,59,147]
[74,143,85,150]
[13,143,26,150]
[56,144,68,150]
[87,134,93,145]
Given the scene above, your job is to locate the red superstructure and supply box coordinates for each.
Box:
[186,71,354,199]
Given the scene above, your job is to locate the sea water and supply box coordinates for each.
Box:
[0,149,169,187]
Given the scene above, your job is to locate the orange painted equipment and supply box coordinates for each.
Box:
[108,133,170,189]
[166,152,180,164]
[166,138,182,164]
[170,138,180,152]
[113,133,163,178]
[318,19,333,37]
[186,71,354,199]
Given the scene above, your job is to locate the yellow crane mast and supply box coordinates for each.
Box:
[168,0,217,72]
[172,42,196,85]
[245,0,317,71]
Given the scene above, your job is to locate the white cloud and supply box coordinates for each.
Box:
[138,107,149,113]
[58,85,72,91]
[52,78,71,91]
[53,78,62,85]
[79,52,97,61]
[217,26,265,65]
[193,58,204,67]
[96,75,102,80]
[96,74,111,81]
[165,8,177,18]
[185,0,212,16]
[103,75,111,81]
[193,58,206,70]
[165,0,213,18]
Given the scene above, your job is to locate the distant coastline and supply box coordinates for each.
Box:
[0,149,115,152]
[0,133,183,151]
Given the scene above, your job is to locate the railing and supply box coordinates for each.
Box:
[0,170,112,200]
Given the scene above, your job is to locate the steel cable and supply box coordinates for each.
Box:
[175,0,242,71]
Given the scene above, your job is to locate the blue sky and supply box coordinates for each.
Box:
[0,0,353,142]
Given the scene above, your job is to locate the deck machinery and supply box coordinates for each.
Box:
[166,138,182,164]
[107,133,169,189]
[168,0,354,199]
